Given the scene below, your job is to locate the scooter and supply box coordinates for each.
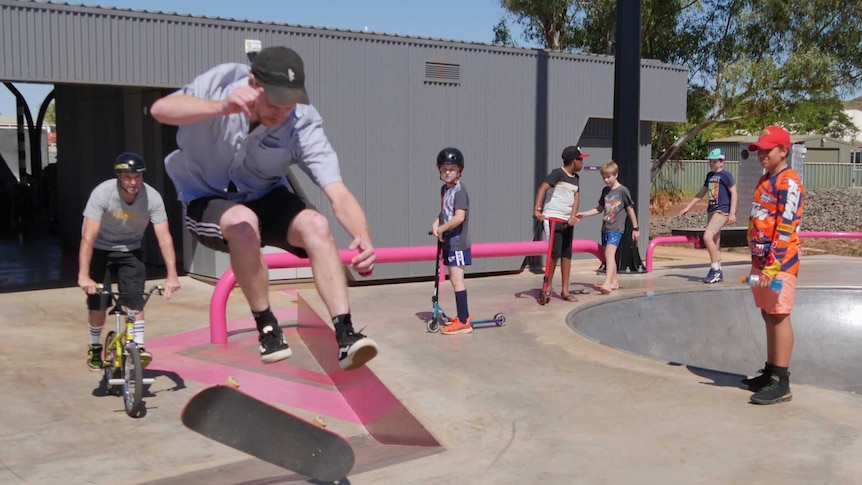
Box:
[537,218,562,305]
[425,232,507,332]
[426,235,451,333]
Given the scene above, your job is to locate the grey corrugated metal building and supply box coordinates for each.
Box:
[1,0,687,281]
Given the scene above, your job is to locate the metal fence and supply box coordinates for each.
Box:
[654,160,857,193]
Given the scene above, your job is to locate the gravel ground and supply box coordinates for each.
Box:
[650,187,862,257]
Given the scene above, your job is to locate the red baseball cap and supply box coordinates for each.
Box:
[749,125,791,151]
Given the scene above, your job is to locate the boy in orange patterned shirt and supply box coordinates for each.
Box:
[740,125,804,405]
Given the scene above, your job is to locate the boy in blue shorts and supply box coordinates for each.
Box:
[430,147,472,335]
[679,148,737,283]
[576,160,640,294]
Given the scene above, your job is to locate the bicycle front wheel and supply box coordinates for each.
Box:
[122,342,144,418]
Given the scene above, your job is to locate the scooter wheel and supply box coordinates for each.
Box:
[426,318,440,333]
[537,292,550,305]
[494,313,506,326]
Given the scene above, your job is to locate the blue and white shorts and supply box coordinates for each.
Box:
[444,248,472,267]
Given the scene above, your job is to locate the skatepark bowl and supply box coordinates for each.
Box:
[568,287,862,395]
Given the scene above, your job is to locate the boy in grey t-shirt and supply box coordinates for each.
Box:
[430,147,473,335]
[576,160,640,294]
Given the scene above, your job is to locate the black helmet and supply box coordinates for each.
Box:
[436,147,464,168]
[114,152,146,173]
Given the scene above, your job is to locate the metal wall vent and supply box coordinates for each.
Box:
[424,62,460,85]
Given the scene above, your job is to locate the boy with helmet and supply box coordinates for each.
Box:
[430,147,473,335]
[78,152,181,370]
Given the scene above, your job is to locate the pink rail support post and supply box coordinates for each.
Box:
[645,235,701,272]
[645,231,862,273]
[209,239,604,343]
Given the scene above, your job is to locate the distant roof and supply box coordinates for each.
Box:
[709,134,851,146]
[34,1,523,52]
[709,135,810,143]
[34,1,678,68]
[844,97,862,111]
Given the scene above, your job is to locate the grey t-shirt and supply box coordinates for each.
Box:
[164,63,343,204]
[82,179,168,252]
[439,182,470,251]
[598,184,634,234]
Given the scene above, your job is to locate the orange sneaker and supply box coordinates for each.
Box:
[441,316,473,335]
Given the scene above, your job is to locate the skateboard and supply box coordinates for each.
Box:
[181,384,355,482]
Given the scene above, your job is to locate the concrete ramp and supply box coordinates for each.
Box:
[568,287,862,394]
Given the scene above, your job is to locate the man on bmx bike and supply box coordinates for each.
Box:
[78,152,181,370]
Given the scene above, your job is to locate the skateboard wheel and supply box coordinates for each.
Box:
[224,376,240,388]
[314,416,327,428]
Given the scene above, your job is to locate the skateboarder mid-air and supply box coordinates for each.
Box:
[151,46,378,370]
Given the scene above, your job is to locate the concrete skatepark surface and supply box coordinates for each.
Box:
[1,248,861,484]
[570,287,862,395]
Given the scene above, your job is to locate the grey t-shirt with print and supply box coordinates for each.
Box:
[438,182,470,251]
[82,179,168,252]
[598,184,634,234]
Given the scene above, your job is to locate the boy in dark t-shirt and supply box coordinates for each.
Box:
[679,148,738,283]
[430,147,473,335]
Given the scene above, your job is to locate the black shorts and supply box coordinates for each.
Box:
[86,249,145,311]
[184,185,315,258]
[547,218,574,260]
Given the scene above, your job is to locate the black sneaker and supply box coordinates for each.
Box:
[87,344,103,371]
[750,377,792,405]
[258,325,292,364]
[739,368,773,392]
[337,326,379,371]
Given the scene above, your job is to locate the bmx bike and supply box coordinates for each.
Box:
[96,284,163,418]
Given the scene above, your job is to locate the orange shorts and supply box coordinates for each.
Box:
[751,271,797,315]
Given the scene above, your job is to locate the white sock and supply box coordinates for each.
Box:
[134,320,145,346]
[88,324,103,345]
[711,263,720,270]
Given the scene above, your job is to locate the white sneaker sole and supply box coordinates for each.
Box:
[339,338,379,371]
[260,347,293,364]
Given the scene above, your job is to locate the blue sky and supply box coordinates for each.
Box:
[2,1,859,117]
[0,0,528,116]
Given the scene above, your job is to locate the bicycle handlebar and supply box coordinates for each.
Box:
[95,284,164,305]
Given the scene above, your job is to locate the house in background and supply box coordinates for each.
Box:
[706,134,854,163]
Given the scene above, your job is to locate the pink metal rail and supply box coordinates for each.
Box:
[645,231,862,273]
[209,239,604,344]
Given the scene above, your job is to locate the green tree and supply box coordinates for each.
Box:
[498,0,580,50]
[497,0,862,179]
[45,101,56,124]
